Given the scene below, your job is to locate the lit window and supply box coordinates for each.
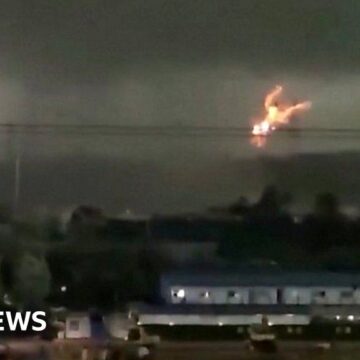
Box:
[201,291,210,299]
[69,320,79,331]
[177,289,185,298]
[172,289,185,299]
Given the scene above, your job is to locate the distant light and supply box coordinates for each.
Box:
[204,291,210,298]
[137,321,142,326]
[286,314,294,317]
[177,289,185,298]
[348,315,354,321]
[3,294,11,306]
[293,216,302,224]
[268,322,273,326]
[218,322,223,326]
[60,285,67,293]
[336,315,341,320]
[169,322,174,326]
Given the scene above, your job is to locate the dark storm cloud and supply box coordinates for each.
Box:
[0,1,359,213]
[0,0,359,84]
[0,0,357,133]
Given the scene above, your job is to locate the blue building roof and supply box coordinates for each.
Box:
[161,269,360,288]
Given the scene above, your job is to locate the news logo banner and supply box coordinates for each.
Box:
[0,311,47,332]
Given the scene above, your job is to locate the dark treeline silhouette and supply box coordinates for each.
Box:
[41,186,360,309]
[219,186,360,270]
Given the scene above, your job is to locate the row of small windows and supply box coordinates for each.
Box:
[237,326,304,334]
[226,326,351,335]
[173,289,242,299]
[170,287,360,304]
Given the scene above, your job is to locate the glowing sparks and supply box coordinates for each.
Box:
[251,85,312,146]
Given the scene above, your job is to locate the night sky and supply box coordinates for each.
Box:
[0,1,359,213]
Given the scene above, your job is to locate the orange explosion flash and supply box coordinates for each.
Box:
[251,85,312,147]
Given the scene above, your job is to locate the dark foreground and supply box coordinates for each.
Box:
[154,342,358,360]
[4,340,360,360]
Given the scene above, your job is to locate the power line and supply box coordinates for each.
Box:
[0,123,360,138]
[0,123,358,132]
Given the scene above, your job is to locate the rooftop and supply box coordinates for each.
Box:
[162,269,360,287]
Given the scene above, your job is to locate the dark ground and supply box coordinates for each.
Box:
[3,339,359,360]
[154,342,355,360]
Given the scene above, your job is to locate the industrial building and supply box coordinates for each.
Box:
[160,270,360,306]
[128,269,360,340]
[61,312,131,339]
[61,270,360,341]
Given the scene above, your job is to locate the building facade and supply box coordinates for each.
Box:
[161,271,360,306]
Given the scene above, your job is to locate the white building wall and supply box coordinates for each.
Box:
[103,313,132,339]
[310,287,354,305]
[283,287,358,305]
[168,285,360,306]
[170,286,250,304]
[353,289,360,304]
[249,287,278,305]
[338,289,356,305]
[65,315,91,339]
[138,314,310,326]
[283,287,311,304]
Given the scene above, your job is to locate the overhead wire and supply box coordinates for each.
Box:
[0,123,359,138]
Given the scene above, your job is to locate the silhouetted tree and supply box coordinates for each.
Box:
[228,196,251,216]
[218,186,295,264]
[1,252,51,308]
[314,192,341,218]
[67,205,106,240]
[251,185,292,218]
[302,192,350,257]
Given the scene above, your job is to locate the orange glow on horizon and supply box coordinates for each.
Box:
[251,85,312,147]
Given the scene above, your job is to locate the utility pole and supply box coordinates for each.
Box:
[12,151,21,218]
